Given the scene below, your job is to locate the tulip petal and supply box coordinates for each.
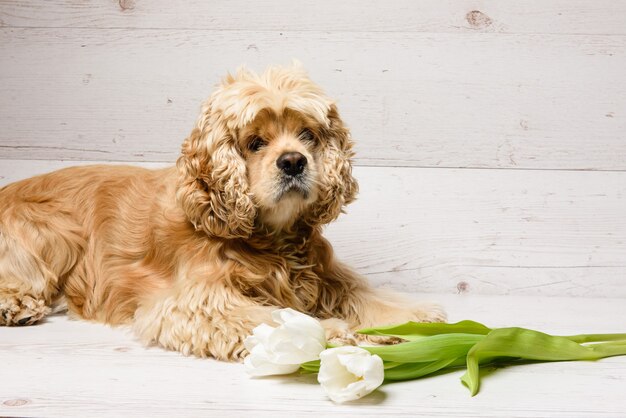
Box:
[273,308,326,343]
[250,323,276,345]
[243,309,327,376]
[244,352,301,376]
[318,346,384,403]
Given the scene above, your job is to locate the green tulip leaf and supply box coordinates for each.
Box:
[358,320,491,341]
[383,357,467,381]
[364,333,484,363]
[296,319,626,397]
[461,327,626,396]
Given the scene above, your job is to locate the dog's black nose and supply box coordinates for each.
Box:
[276,152,307,176]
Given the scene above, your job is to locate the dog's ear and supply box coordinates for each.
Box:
[176,102,256,239]
[306,105,359,226]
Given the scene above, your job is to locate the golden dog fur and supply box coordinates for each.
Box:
[0,64,444,360]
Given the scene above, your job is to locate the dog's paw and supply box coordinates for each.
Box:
[354,333,404,346]
[410,302,447,323]
[320,317,358,346]
[0,294,50,326]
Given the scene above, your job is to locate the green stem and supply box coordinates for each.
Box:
[564,333,626,344]
[588,341,626,357]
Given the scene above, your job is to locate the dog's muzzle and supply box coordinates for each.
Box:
[275,152,311,201]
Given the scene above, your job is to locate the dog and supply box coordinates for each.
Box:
[0,64,445,360]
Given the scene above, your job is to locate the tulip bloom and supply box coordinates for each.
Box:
[245,310,626,401]
[244,308,326,376]
[317,346,384,403]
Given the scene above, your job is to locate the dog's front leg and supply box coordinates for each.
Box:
[320,261,447,332]
[132,279,280,361]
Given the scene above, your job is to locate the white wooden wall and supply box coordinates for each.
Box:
[1,1,625,298]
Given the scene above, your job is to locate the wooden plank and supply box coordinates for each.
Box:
[1,28,625,169]
[329,166,626,298]
[1,160,625,298]
[1,294,625,417]
[1,0,626,35]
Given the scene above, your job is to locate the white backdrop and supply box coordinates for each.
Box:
[1,0,625,298]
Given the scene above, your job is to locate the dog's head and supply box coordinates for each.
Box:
[176,63,358,238]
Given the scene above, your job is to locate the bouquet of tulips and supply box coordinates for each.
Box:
[244,309,626,403]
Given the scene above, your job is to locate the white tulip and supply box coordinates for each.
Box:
[244,308,326,376]
[317,346,384,403]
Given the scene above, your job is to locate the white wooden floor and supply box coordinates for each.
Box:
[1,293,625,417]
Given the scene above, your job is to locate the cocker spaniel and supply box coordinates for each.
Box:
[0,64,444,360]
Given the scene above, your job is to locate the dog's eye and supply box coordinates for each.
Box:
[299,128,315,143]
[248,136,267,152]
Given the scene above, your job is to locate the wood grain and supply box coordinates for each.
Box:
[1,293,624,417]
[1,2,624,416]
[1,28,624,169]
[1,0,626,35]
[2,159,624,298]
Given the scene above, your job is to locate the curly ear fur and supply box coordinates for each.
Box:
[306,105,359,226]
[176,103,257,239]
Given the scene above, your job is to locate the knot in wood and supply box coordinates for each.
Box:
[466,10,493,29]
